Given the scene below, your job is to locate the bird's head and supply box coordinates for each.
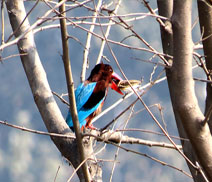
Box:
[88,63,124,95]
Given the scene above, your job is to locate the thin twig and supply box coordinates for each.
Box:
[67,35,86,49]
[81,0,103,82]
[1,0,5,45]
[149,63,158,83]
[132,57,167,67]
[5,0,39,43]
[194,77,212,83]
[0,0,68,51]
[109,104,133,182]
[203,104,212,125]
[157,104,168,133]
[116,128,189,142]
[193,52,212,82]
[33,11,167,30]
[96,0,122,64]
[118,16,170,66]
[64,12,167,21]
[67,155,91,182]
[0,120,75,139]
[196,162,209,182]
[33,21,171,58]
[143,0,165,28]
[52,91,69,106]
[54,166,61,182]
[93,76,167,126]
[99,135,192,178]
[0,53,28,62]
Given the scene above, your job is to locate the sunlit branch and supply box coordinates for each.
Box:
[0,53,28,62]
[116,128,189,141]
[93,76,167,125]
[96,134,192,178]
[81,0,103,82]
[0,0,68,51]
[0,120,184,151]
[96,0,122,64]
[118,16,170,66]
[90,130,183,150]
[33,22,169,56]
[5,0,39,43]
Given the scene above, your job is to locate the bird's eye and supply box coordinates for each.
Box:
[104,65,113,73]
[107,67,113,73]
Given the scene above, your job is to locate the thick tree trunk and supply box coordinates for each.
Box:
[158,0,212,181]
[171,1,212,181]
[157,1,204,181]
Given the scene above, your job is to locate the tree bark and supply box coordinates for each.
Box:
[171,1,212,181]
[157,0,203,181]
[198,0,212,132]
[158,0,212,181]
[5,0,102,181]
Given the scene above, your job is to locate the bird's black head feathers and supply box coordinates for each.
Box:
[87,63,113,83]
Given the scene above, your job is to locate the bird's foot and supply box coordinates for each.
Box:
[86,124,97,130]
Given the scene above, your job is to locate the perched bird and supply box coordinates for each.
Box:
[66,63,123,131]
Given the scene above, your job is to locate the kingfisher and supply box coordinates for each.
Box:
[66,63,123,131]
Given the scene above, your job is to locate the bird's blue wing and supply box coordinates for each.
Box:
[66,82,97,128]
[75,82,97,111]
[77,96,104,126]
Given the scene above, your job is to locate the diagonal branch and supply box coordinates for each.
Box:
[81,0,103,82]
[96,0,122,64]
[1,0,67,51]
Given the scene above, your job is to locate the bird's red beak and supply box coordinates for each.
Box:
[111,72,124,95]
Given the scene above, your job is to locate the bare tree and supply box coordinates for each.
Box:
[1,0,212,181]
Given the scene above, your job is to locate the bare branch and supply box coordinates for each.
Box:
[117,16,170,66]
[116,128,189,142]
[1,0,67,51]
[94,130,183,150]
[0,120,183,151]
[96,132,192,179]
[80,0,103,82]
[168,0,212,180]
[0,120,75,139]
[58,1,91,181]
[1,0,5,45]
[93,76,167,126]
[109,103,133,182]
[96,0,122,64]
